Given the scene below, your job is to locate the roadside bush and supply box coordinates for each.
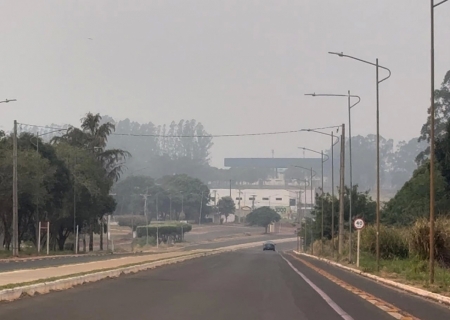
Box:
[117,215,147,231]
[360,225,409,259]
[410,217,450,267]
[136,223,192,244]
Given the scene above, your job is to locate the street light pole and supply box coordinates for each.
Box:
[329,51,391,270]
[300,126,341,256]
[305,93,361,261]
[298,147,329,253]
[295,165,317,253]
[430,0,448,284]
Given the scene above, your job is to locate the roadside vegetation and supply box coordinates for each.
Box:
[301,70,450,296]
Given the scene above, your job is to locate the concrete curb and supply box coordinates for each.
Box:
[0,237,296,303]
[293,251,450,306]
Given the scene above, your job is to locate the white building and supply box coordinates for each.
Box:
[210,188,316,220]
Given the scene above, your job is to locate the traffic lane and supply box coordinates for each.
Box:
[185,225,265,242]
[182,234,296,251]
[0,245,379,320]
[297,255,450,320]
[0,234,292,273]
[281,252,393,320]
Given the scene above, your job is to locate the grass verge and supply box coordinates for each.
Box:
[309,247,450,297]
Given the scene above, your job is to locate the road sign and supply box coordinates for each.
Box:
[354,218,365,230]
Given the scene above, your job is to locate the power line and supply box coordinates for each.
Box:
[16,122,340,139]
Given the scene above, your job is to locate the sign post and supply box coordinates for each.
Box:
[354,218,365,267]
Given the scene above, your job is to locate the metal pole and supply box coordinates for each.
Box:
[310,168,314,255]
[321,150,324,254]
[304,181,307,220]
[36,134,39,252]
[38,221,41,253]
[376,59,381,272]
[348,90,354,262]
[73,157,77,253]
[107,215,110,251]
[46,222,50,255]
[145,188,149,245]
[199,191,204,226]
[339,124,345,255]
[229,180,232,197]
[430,0,436,284]
[12,120,18,256]
[169,194,172,220]
[156,193,159,249]
[75,225,79,254]
[357,229,361,267]
[331,131,335,258]
[181,194,184,217]
[304,218,307,252]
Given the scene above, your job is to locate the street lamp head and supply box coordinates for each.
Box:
[328,51,344,57]
[304,93,316,97]
[0,98,17,104]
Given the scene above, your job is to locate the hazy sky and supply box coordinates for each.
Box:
[1,1,449,167]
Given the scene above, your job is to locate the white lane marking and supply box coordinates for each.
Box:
[280,254,354,320]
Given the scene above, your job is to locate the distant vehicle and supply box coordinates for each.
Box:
[263,241,276,251]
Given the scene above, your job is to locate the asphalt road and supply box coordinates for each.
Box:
[1,243,449,320]
[0,233,293,273]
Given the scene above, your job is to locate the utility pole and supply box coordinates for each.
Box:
[12,120,19,256]
[338,123,346,255]
[229,180,232,197]
[310,168,314,255]
[141,188,149,246]
[73,157,77,253]
[156,192,159,249]
[199,191,204,226]
[321,150,324,254]
[331,131,335,258]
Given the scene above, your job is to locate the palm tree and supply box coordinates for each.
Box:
[52,113,131,181]
[52,113,131,251]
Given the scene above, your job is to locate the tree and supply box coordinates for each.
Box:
[113,176,155,215]
[389,138,427,189]
[310,185,376,240]
[246,207,281,233]
[52,113,127,250]
[324,134,394,190]
[418,70,450,163]
[382,162,449,226]
[156,174,210,221]
[217,196,236,222]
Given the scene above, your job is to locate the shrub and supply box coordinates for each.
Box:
[117,215,147,231]
[410,217,450,267]
[360,224,409,259]
[136,223,192,244]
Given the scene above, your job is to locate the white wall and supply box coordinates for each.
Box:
[210,188,315,210]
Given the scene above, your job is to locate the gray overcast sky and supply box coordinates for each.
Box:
[1,0,449,167]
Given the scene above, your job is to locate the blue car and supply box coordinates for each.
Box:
[263,241,276,251]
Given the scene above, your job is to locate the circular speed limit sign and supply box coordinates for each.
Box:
[354,218,365,230]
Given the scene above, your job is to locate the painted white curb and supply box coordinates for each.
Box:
[293,251,450,306]
[0,237,296,302]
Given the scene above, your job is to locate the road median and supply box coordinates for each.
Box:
[0,237,296,302]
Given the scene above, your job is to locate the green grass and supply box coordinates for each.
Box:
[345,252,450,295]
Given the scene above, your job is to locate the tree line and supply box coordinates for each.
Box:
[113,174,210,222]
[0,113,128,252]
